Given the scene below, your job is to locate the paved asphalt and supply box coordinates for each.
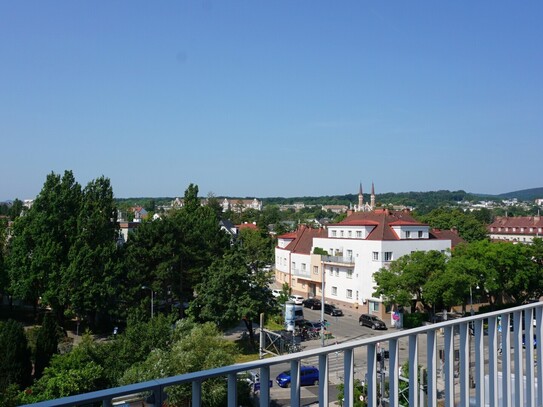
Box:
[261,307,397,406]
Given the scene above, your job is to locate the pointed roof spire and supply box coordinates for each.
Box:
[371,182,375,195]
[359,182,363,195]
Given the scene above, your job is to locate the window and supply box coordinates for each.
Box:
[347,270,353,279]
[346,289,353,299]
[332,286,337,296]
[347,249,353,259]
[340,230,344,237]
[332,230,337,237]
[370,301,379,312]
[372,252,379,261]
[301,263,306,271]
[348,231,352,238]
[335,268,339,277]
[292,262,296,270]
[418,230,423,238]
[405,231,411,238]
[313,266,319,274]
[384,252,393,261]
[329,268,333,276]
[356,231,362,238]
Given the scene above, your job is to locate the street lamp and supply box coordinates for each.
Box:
[141,286,154,319]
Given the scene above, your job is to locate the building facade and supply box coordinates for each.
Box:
[488,215,543,243]
[274,207,456,322]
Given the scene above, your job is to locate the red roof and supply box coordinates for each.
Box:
[284,225,328,254]
[330,209,426,240]
[237,223,259,230]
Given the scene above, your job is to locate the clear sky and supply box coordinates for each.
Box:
[1,1,542,201]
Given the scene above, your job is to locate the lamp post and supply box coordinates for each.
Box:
[141,286,154,319]
[321,260,326,347]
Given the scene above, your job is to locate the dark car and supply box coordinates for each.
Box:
[303,298,322,310]
[324,303,343,316]
[359,314,387,330]
[276,366,319,388]
[296,319,324,332]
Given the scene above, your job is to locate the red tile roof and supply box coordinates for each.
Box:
[488,216,543,233]
[330,209,426,240]
[284,225,328,254]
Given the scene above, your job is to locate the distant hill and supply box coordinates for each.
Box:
[498,187,543,201]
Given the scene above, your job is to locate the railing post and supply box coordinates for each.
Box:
[474,318,485,406]
[192,381,202,407]
[227,373,237,407]
[487,315,499,407]
[408,334,419,407]
[318,354,329,407]
[501,312,512,407]
[525,307,535,407]
[388,338,399,407]
[459,323,469,407]
[344,349,354,407]
[513,310,524,407]
[443,326,454,406]
[426,329,437,407]
[259,366,270,407]
[290,360,301,407]
[367,343,378,407]
[537,307,543,406]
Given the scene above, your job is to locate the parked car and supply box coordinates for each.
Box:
[289,295,304,305]
[359,314,387,330]
[272,289,281,298]
[276,366,319,388]
[296,319,324,333]
[324,303,343,316]
[303,298,321,310]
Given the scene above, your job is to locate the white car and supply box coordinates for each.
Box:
[272,289,281,298]
[289,295,304,305]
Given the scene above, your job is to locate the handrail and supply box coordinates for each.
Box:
[23,301,543,407]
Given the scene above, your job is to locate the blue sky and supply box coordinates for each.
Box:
[1,1,541,200]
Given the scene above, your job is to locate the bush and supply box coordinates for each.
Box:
[403,312,428,329]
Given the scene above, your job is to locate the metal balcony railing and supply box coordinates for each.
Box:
[24,302,543,407]
[322,255,355,265]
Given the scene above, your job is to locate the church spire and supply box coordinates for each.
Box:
[370,182,375,210]
[358,183,364,211]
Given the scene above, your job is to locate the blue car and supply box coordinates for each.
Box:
[276,366,319,388]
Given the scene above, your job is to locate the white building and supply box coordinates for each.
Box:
[275,208,460,321]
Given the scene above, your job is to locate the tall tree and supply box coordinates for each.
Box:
[8,171,82,321]
[188,250,274,344]
[65,177,120,330]
[0,320,32,393]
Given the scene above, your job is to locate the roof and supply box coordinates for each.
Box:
[329,208,426,240]
[284,225,328,254]
[430,229,465,248]
[237,222,259,231]
[488,216,543,231]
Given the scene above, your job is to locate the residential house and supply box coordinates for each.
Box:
[488,215,543,243]
[221,198,262,212]
[275,207,458,322]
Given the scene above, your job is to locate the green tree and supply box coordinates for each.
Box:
[119,320,246,407]
[451,240,539,306]
[373,250,448,314]
[34,313,61,379]
[8,171,82,321]
[188,250,274,343]
[65,177,120,330]
[416,208,488,242]
[238,227,274,272]
[0,320,32,394]
[19,334,106,403]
